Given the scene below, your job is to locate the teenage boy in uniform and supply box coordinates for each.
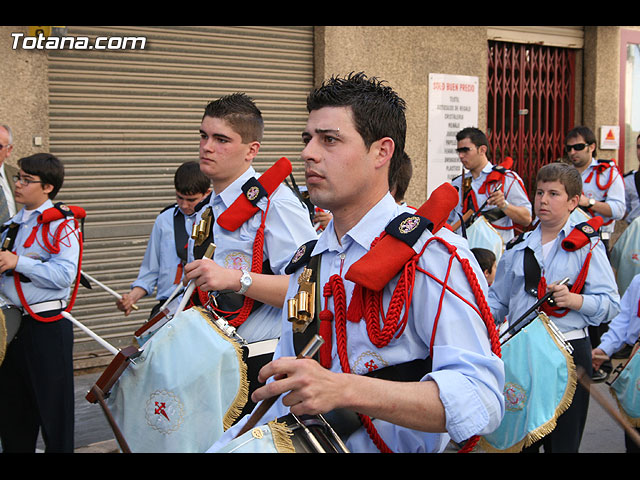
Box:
[488,162,620,452]
[0,153,81,452]
[117,161,211,318]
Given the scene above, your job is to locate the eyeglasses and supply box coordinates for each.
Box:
[455,147,473,154]
[13,175,43,186]
[0,144,10,151]
[565,143,590,152]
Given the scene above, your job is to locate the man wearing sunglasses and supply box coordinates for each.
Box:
[564,125,625,247]
[448,127,532,245]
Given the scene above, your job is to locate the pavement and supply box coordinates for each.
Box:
[1,361,631,454]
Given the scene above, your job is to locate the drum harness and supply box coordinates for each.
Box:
[286,184,502,453]
[1,202,85,322]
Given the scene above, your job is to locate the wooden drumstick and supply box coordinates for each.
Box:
[234,334,325,438]
[174,243,216,318]
[81,270,139,311]
[576,366,640,448]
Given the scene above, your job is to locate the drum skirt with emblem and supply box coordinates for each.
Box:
[105,307,248,453]
[465,216,504,262]
[480,313,576,452]
[214,419,297,453]
[611,216,640,296]
[609,349,640,427]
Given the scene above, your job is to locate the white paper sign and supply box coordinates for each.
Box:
[427,73,479,196]
[600,125,620,150]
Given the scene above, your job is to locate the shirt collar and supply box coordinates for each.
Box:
[212,166,256,209]
[312,192,400,256]
[13,198,53,224]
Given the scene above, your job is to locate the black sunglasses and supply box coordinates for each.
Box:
[455,147,473,154]
[564,143,591,152]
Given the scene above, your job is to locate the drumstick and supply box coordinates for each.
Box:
[234,334,325,439]
[159,282,184,311]
[81,270,139,311]
[576,366,640,448]
[61,311,119,356]
[173,243,216,318]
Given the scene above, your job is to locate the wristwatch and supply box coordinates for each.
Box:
[235,269,252,295]
[588,198,596,208]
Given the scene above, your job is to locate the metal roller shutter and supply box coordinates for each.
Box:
[46,26,314,370]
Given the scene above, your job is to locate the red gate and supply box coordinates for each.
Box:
[487,41,576,198]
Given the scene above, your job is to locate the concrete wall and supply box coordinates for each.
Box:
[0,25,50,168]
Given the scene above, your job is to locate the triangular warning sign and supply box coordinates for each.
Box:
[606,129,616,141]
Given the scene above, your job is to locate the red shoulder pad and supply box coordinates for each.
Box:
[345,182,458,291]
[217,157,292,232]
[561,216,603,251]
[479,157,514,194]
[37,204,86,224]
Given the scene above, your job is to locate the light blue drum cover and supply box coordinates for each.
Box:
[215,420,296,453]
[568,207,591,226]
[611,216,640,296]
[466,216,504,262]
[106,307,248,452]
[481,313,576,452]
[610,348,640,427]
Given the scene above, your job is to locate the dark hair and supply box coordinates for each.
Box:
[202,93,264,143]
[536,162,582,199]
[18,153,64,199]
[456,127,490,156]
[306,72,407,182]
[471,247,496,273]
[389,151,413,202]
[565,125,596,147]
[174,161,210,195]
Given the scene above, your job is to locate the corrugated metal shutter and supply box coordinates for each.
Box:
[46,26,314,369]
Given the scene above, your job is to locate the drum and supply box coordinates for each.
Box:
[608,343,640,427]
[611,216,640,296]
[215,414,350,453]
[104,307,249,453]
[0,295,22,366]
[466,216,504,262]
[480,313,577,452]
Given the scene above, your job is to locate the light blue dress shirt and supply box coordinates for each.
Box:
[0,199,81,308]
[581,158,626,235]
[187,166,318,343]
[208,192,505,453]
[623,170,640,224]
[449,163,532,244]
[488,218,620,335]
[598,273,640,357]
[132,205,196,301]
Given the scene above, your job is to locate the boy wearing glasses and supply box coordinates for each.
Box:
[449,127,532,245]
[0,153,81,452]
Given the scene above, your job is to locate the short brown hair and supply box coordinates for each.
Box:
[536,162,582,199]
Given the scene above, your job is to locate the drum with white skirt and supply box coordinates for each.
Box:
[105,307,249,453]
[480,313,577,452]
[0,294,22,366]
[608,342,640,427]
[215,413,350,453]
[465,216,504,262]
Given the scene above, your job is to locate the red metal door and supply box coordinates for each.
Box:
[487,41,576,198]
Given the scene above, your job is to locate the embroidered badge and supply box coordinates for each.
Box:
[631,252,640,265]
[224,251,251,271]
[503,382,527,412]
[251,427,265,439]
[145,390,185,434]
[581,224,595,235]
[351,351,389,375]
[246,185,260,202]
[398,215,421,234]
[292,244,306,264]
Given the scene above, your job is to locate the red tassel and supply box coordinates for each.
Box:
[318,309,334,368]
[346,284,365,322]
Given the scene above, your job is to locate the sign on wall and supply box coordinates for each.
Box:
[427,73,479,196]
